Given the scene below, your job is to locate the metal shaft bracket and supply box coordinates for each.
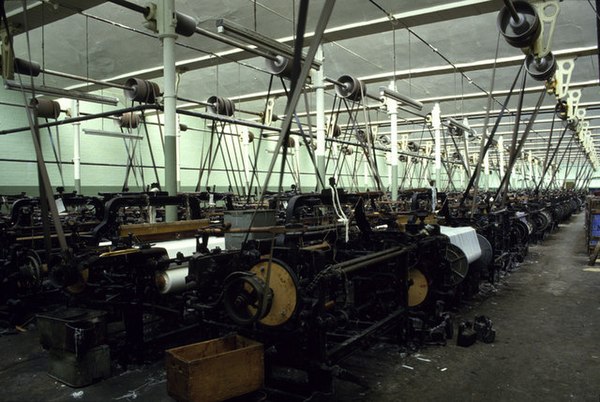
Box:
[553,58,575,98]
[531,0,560,57]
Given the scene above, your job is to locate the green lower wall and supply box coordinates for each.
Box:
[0,87,594,197]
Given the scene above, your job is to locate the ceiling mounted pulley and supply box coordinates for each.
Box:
[119,112,141,129]
[328,124,341,138]
[13,58,41,77]
[207,95,235,116]
[497,0,541,49]
[175,11,197,37]
[525,51,556,81]
[123,78,161,104]
[334,75,366,101]
[30,98,61,119]
[555,100,568,121]
[407,141,420,152]
[378,134,391,146]
[265,55,294,78]
[341,146,353,156]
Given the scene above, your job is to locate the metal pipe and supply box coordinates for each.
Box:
[503,0,523,24]
[380,86,424,111]
[194,26,278,62]
[330,245,415,275]
[42,68,130,90]
[0,104,160,135]
[176,95,262,117]
[4,80,119,106]
[324,77,343,86]
[177,108,463,166]
[107,0,149,15]
[176,108,281,133]
[13,57,131,91]
[216,18,321,69]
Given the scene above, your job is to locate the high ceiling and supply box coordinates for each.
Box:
[4,0,600,167]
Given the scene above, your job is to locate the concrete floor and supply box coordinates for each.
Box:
[0,212,598,402]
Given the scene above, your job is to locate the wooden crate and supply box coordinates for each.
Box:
[166,335,264,402]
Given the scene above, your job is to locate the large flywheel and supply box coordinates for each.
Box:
[223,259,299,327]
[443,243,469,287]
[249,259,299,327]
[408,269,428,307]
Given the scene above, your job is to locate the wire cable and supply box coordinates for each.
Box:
[368,0,508,112]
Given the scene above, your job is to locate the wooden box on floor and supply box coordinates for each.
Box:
[166,334,264,402]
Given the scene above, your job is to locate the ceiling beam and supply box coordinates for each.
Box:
[357,46,598,85]
[313,0,501,44]
[66,0,503,91]
[5,0,107,34]
[179,46,597,106]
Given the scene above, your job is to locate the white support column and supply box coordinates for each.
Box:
[432,103,442,185]
[519,159,526,189]
[528,151,534,187]
[498,136,505,183]
[176,114,181,192]
[72,100,81,194]
[157,0,178,222]
[315,45,326,190]
[483,150,490,191]
[387,81,399,201]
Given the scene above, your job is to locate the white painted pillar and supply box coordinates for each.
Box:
[158,0,178,221]
[498,136,505,182]
[387,81,399,200]
[176,114,181,192]
[315,45,326,190]
[432,103,442,185]
[483,150,490,191]
[72,100,81,194]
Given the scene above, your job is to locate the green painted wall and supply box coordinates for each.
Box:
[1,85,592,197]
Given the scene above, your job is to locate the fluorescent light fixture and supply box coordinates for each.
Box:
[216,18,321,69]
[379,87,423,111]
[83,128,143,140]
[4,80,119,106]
